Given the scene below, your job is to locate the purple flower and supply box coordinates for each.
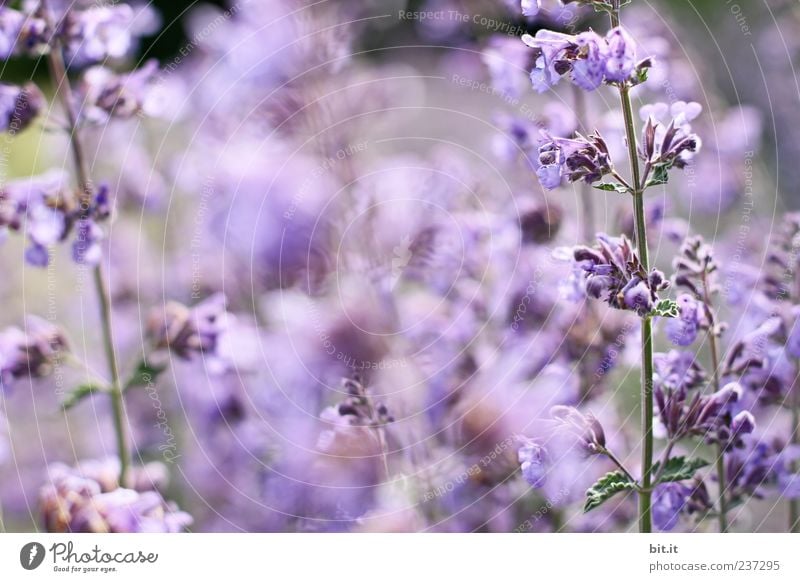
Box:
[573,234,669,315]
[78,60,160,123]
[0,6,49,59]
[521,0,541,17]
[40,459,191,533]
[62,5,135,66]
[521,26,646,93]
[604,28,637,82]
[652,483,689,531]
[550,405,606,455]
[0,316,68,391]
[518,439,548,488]
[0,82,45,133]
[665,294,703,346]
[72,219,104,265]
[535,132,612,190]
[572,32,607,91]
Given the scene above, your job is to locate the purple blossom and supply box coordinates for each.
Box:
[521,26,647,93]
[40,459,191,533]
[521,0,542,17]
[652,483,689,531]
[518,439,548,488]
[535,131,612,190]
[77,60,161,123]
[550,405,606,455]
[62,4,135,66]
[0,316,68,391]
[665,294,703,346]
[0,82,45,133]
[573,234,669,315]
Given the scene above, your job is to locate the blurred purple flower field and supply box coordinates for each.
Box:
[0,0,799,533]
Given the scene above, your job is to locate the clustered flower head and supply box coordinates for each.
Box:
[762,212,800,301]
[517,437,548,488]
[536,131,612,190]
[669,237,722,346]
[521,26,649,93]
[0,82,45,133]
[573,233,669,315]
[0,171,110,267]
[725,441,800,503]
[0,316,68,391]
[640,101,703,181]
[40,458,192,533]
[654,363,754,449]
[317,375,394,454]
[550,405,606,456]
[77,60,161,124]
[146,293,232,362]
[0,1,138,64]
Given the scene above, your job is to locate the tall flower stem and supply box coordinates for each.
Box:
[791,382,800,533]
[701,273,729,532]
[610,3,653,533]
[572,85,596,243]
[43,1,131,486]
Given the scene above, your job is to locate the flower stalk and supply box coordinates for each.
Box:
[610,3,654,533]
[42,0,131,487]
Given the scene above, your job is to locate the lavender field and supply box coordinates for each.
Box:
[0,0,798,534]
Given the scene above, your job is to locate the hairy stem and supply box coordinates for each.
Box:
[610,4,653,533]
[43,1,131,486]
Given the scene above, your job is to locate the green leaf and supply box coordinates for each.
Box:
[653,456,709,484]
[124,359,168,391]
[652,298,680,319]
[593,182,629,194]
[645,164,670,188]
[584,471,638,513]
[62,383,104,410]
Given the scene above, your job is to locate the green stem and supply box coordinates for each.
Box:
[701,273,729,533]
[791,384,799,533]
[572,85,595,243]
[610,3,653,533]
[43,0,131,487]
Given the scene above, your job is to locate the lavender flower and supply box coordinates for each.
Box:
[40,459,191,533]
[652,482,689,531]
[517,439,548,488]
[521,26,648,93]
[573,234,669,315]
[62,4,135,66]
[146,293,234,368]
[0,82,45,133]
[77,60,160,123]
[550,405,606,455]
[0,316,68,391]
[665,294,704,346]
[521,0,541,17]
[536,131,612,190]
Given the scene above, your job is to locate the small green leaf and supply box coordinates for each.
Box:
[584,471,638,513]
[652,299,680,319]
[62,383,104,410]
[653,456,709,484]
[593,182,629,194]
[124,359,167,391]
[645,164,670,188]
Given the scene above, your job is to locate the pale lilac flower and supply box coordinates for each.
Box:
[521,0,541,17]
[62,4,135,66]
[517,439,548,488]
[0,82,45,133]
[652,483,689,531]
